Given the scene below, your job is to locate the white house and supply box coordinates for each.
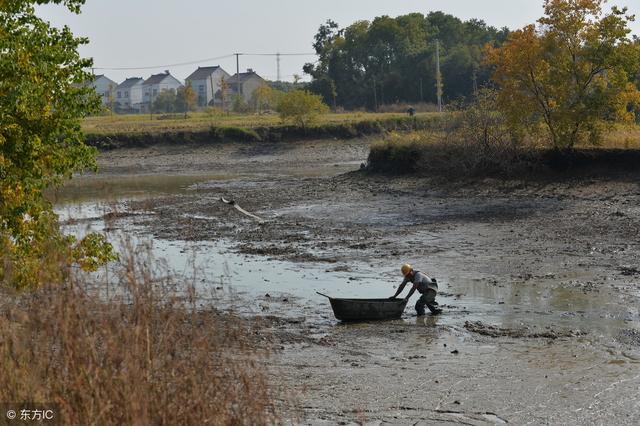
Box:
[228,69,267,103]
[115,77,144,112]
[141,71,183,112]
[185,66,231,108]
[86,74,118,107]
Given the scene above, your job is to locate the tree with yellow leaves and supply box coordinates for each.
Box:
[486,0,640,149]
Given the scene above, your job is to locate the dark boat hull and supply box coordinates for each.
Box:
[327,297,408,321]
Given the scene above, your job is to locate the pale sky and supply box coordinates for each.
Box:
[37,0,640,84]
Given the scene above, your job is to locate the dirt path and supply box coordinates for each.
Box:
[61,138,640,424]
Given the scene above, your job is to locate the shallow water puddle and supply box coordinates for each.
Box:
[56,199,406,318]
[446,275,632,337]
[49,173,219,205]
[54,197,639,344]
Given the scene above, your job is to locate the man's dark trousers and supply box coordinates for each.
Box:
[415,289,439,315]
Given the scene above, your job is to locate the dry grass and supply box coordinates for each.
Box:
[377,102,439,113]
[82,111,438,135]
[368,130,529,176]
[0,240,276,425]
[599,124,640,149]
[369,127,640,177]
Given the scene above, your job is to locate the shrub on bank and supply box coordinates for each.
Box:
[214,126,262,142]
[277,90,330,128]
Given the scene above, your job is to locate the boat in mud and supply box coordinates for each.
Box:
[317,292,408,321]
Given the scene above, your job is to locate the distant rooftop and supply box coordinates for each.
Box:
[143,71,174,85]
[186,66,221,80]
[82,74,116,87]
[228,70,263,83]
[116,77,144,89]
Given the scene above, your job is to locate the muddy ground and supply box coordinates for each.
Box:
[59,138,640,425]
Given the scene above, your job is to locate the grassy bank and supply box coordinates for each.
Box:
[83,111,438,135]
[367,127,640,177]
[83,112,448,150]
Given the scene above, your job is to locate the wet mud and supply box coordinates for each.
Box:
[56,138,640,425]
[463,320,584,339]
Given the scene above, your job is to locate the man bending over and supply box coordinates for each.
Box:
[390,264,442,316]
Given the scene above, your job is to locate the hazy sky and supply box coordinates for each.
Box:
[37,0,640,84]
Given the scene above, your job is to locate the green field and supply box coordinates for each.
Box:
[82,111,438,135]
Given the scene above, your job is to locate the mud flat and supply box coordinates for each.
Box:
[56,137,640,424]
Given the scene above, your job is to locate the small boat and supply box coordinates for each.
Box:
[317,292,408,321]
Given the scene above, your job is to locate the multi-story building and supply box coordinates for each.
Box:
[185,66,231,108]
[228,69,267,103]
[141,71,183,112]
[86,74,118,108]
[115,77,144,112]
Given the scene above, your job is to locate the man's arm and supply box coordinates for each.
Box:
[390,279,408,299]
[404,283,417,301]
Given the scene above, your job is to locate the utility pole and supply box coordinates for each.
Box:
[276,52,281,82]
[419,78,423,103]
[436,39,443,113]
[209,74,215,107]
[234,53,242,96]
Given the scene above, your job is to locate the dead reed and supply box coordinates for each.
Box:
[0,239,276,425]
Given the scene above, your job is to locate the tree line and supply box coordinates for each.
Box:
[303,12,510,109]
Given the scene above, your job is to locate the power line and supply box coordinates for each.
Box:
[93,54,236,71]
[261,74,308,79]
[242,53,316,56]
[93,52,316,71]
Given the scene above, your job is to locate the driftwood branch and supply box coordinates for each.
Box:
[220,197,265,224]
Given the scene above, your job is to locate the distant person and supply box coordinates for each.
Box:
[407,107,416,117]
[389,264,442,316]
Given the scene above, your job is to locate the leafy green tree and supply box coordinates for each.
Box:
[176,83,197,118]
[304,13,509,109]
[152,89,177,113]
[1,0,116,289]
[276,90,329,128]
[486,0,640,148]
